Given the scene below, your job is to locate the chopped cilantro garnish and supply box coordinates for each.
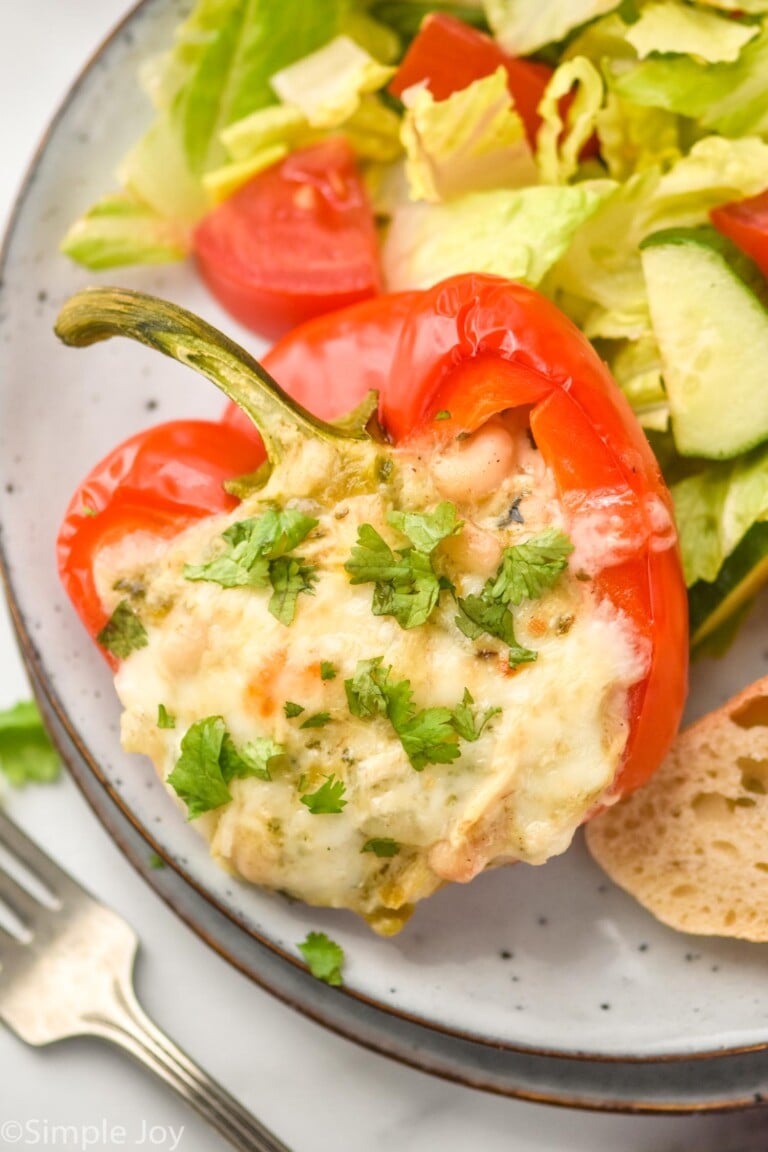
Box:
[148,852,166,870]
[489,528,573,605]
[449,689,501,742]
[284,701,305,718]
[388,501,462,554]
[362,838,400,857]
[167,717,284,818]
[299,712,331,730]
[0,700,59,787]
[320,661,337,681]
[184,507,318,624]
[300,774,347,814]
[434,410,452,421]
[267,555,318,625]
[81,504,98,517]
[298,931,345,986]
[345,504,460,630]
[456,529,572,667]
[157,704,176,730]
[167,717,230,818]
[96,600,148,659]
[344,658,495,771]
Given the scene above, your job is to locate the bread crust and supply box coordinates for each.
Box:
[585,675,768,941]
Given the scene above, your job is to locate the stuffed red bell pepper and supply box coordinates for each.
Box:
[55,273,687,933]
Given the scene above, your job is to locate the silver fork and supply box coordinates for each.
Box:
[0,809,291,1152]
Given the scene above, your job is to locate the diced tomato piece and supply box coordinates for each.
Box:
[193,138,381,340]
[711,188,768,277]
[389,12,553,147]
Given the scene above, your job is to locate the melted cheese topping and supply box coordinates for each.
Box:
[98,420,649,933]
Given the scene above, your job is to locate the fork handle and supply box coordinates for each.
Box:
[89,980,292,1152]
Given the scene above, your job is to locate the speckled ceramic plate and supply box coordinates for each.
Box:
[2,0,768,1077]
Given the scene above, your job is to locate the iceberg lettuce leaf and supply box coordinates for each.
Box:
[59,193,188,268]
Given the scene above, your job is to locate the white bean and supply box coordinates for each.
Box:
[430,420,518,503]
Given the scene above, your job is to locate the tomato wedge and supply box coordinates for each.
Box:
[193,138,382,341]
[389,12,552,148]
[711,187,768,277]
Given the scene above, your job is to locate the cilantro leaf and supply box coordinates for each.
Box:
[299,712,331,730]
[387,501,462,554]
[450,689,501,742]
[267,555,317,625]
[0,700,60,788]
[221,734,287,781]
[157,704,176,730]
[298,931,345,986]
[397,707,460,771]
[345,524,445,631]
[97,601,148,659]
[184,507,318,604]
[345,660,476,771]
[167,716,231,819]
[168,718,283,817]
[320,661,337,681]
[434,410,452,421]
[362,838,400,857]
[489,528,573,606]
[300,774,347,814]
[148,852,166,870]
[284,701,305,718]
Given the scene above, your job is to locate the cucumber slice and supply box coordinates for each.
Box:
[689,521,768,653]
[641,226,768,460]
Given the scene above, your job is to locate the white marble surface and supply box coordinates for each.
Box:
[0,3,767,1149]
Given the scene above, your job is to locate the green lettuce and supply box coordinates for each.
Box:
[536,57,604,185]
[626,2,759,64]
[401,67,537,202]
[672,444,768,586]
[383,181,614,291]
[614,23,768,138]
[550,135,768,339]
[484,0,622,55]
[65,0,356,265]
[60,193,187,270]
[270,35,393,126]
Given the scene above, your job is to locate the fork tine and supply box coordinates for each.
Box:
[0,864,49,933]
[0,810,78,901]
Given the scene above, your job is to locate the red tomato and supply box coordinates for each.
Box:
[380,272,688,797]
[57,420,265,656]
[389,12,552,148]
[710,188,768,277]
[193,138,382,341]
[221,290,418,442]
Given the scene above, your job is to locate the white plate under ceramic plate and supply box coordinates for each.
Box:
[2,0,768,1085]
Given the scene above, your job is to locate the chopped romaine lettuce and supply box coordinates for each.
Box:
[484,0,622,55]
[536,57,603,185]
[270,36,394,127]
[401,67,536,202]
[383,181,613,291]
[625,2,759,64]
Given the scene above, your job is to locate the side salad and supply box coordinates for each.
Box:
[61,0,768,657]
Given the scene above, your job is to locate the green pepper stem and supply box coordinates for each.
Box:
[55,287,376,468]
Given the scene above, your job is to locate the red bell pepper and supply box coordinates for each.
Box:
[56,275,688,800]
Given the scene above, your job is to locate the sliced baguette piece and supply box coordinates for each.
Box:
[585,675,768,942]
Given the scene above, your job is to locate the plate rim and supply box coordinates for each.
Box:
[1,0,767,1070]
